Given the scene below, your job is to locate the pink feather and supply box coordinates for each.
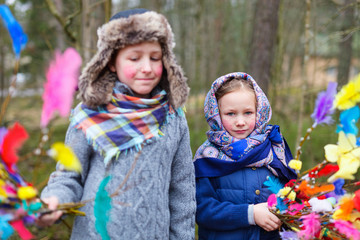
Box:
[41,48,82,128]
[267,193,277,208]
[334,220,360,240]
[287,202,304,216]
[298,213,321,239]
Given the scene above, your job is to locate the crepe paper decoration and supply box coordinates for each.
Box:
[298,213,321,240]
[17,186,37,200]
[263,175,284,194]
[279,230,299,240]
[41,47,82,128]
[287,202,305,216]
[333,195,355,220]
[354,189,360,211]
[94,175,112,240]
[1,122,28,173]
[288,159,302,171]
[0,214,14,240]
[333,179,345,196]
[9,219,33,240]
[333,219,360,240]
[0,5,28,59]
[324,131,360,163]
[328,154,360,182]
[47,142,82,173]
[334,74,360,110]
[279,187,296,201]
[308,198,333,213]
[267,193,277,208]
[311,81,337,126]
[337,106,360,135]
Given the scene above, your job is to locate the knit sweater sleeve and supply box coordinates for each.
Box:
[169,117,196,240]
[41,126,92,204]
[196,177,251,231]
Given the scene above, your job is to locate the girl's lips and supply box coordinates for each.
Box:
[234,130,247,133]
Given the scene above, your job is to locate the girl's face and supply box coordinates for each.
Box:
[218,88,256,139]
[109,41,163,98]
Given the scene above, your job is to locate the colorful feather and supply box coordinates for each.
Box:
[1,122,28,173]
[267,193,277,208]
[279,230,299,240]
[9,220,33,240]
[333,219,360,240]
[0,127,8,153]
[41,48,82,128]
[354,189,360,211]
[298,213,321,239]
[94,175,112,240]
[334,73,360,110]
[298,181,334,196]
[263,175,284,194]
[0,5,28,58]
[47,142,82,173]
[311,81,337,126]
[333,195,355,220]
[333,178,345,196]
[0,214,13,240]
[287,202,305,216]
[337,106,360,135]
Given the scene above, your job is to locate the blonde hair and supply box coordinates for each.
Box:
[215,77,255,101]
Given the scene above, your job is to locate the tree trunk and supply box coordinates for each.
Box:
[248,0,280,94]
[336,0,355,88]
[54,0,65,51]
[81,0,106,63]
[295,0,311,153]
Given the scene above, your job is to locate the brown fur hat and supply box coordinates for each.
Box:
[78,8,189,109]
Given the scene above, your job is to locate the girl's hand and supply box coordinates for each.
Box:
[253,202,281,231]
[36,196,63,227]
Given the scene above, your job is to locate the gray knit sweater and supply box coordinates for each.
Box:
[41,112,196,239]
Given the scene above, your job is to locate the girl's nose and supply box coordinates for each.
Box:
[140,59,152,73]
[235,117,245,126]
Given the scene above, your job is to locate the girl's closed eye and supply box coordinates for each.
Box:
[226,112,235,116]
[129,56,139,61]
[150,54,162,61]
[245,111,254,115]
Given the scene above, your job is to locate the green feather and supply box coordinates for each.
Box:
[94,175,112,240]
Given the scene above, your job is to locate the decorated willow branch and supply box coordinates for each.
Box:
[0,5,138,240]
[265,74,360,240]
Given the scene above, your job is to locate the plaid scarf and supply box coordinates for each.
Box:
[70,85,170,165]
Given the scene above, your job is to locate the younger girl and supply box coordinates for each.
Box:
[39,9,196,239]
[194,72,296,240]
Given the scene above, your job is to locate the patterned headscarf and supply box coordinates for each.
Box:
[194,72,296,181]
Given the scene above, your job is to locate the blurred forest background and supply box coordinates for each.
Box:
[0,0,360,239]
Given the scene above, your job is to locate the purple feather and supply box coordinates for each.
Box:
[280,230,299,240]
[311,82,337,125]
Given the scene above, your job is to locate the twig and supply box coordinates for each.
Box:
[0,60,19,124]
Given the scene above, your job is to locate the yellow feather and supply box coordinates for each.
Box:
[334,74,360,110]
[49,142,82,173]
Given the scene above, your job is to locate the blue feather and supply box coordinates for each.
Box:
[94,175,112,240]
[263,175,284,194]
[0,5,28,58]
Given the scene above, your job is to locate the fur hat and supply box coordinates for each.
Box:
[78,8,189,109]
